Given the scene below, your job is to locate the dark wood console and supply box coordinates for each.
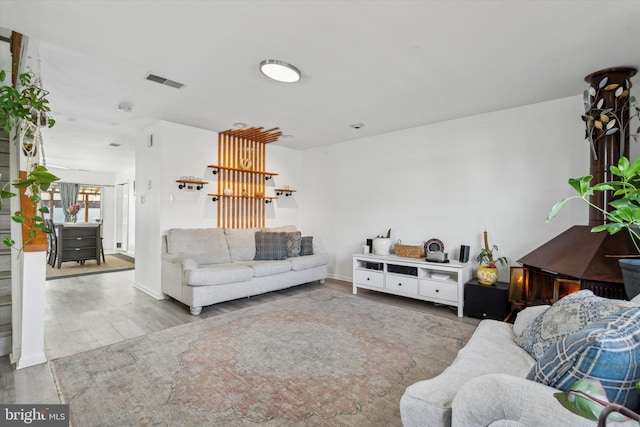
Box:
[56,223,102,268]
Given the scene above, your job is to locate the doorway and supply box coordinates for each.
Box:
[115,182,129,252]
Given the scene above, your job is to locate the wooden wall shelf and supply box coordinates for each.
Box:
[176,179,207,190]
[209,194,277,203]
[275,188,296,197]
[208,165,278,180]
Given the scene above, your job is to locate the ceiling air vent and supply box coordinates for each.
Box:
[146,73,185,89]
[109,143,121,147]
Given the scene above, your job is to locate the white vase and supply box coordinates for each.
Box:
[372,238,391,255]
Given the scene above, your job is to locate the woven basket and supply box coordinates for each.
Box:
[394,242,425,258]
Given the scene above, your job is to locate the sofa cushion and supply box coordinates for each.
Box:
[235,260,292,277]
[254,232,288,260]
[289,253,329,271]
[527,306,640,409]
[514,290,636,359]
[300,236,313,256]
[224,228,259,261]
[185,264,254,286]
[285,231,302,257]
[166,228,230,265]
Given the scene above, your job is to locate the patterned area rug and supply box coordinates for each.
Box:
[46,254,134,280]
[51,288,476,426]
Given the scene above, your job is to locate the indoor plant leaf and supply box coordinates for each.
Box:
[554,379,629,422]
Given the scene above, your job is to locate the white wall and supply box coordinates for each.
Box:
[132,93,640,294]
[265,145,302,227]
[134,120,303,299]
[300,95,593,282]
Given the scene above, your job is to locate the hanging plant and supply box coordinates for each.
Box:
[0,69,59,250]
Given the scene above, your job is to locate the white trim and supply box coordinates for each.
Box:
[133,281,164,300]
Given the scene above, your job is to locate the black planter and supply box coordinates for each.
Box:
[619,259,640,300]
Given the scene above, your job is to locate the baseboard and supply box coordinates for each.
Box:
[16,352,47,370]
[328,273,351,283]
[133,281,165,300]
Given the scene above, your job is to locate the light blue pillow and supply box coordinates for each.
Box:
[527,306,640,409]
[515,290,636,359]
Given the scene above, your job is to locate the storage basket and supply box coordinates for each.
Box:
[394,241,425,258]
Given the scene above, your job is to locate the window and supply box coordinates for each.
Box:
[41,185,102,223]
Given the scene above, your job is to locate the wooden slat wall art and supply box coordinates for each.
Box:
[217,127,282,228]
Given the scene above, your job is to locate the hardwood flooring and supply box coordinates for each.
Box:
[0,270,479,404]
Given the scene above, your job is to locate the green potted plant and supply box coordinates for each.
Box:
[475,230,507,285]
[0,69,59,250]
[547,156,640,298]
[372,228,392,255]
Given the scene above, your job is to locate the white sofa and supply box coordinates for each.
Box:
[400,297,640,427]
[161,226,328,315]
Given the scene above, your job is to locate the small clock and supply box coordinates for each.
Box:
[424,238,444,253]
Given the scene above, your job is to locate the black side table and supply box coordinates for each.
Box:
[464,279,510,321]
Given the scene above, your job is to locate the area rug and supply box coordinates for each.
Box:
[51,288,476,426]
[46,254,135,280]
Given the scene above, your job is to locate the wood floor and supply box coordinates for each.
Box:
[0,270,479,404]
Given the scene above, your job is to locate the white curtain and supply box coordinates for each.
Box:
[59,182,79,222]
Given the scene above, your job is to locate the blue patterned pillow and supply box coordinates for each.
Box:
[514,290,636,359]
[527,306,640,409]
[254,232,288,260]
[300,236,313,256]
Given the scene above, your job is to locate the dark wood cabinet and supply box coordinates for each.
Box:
[56,223,101,268]
[464,279,510,320]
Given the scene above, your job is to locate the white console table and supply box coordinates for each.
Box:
[352,253,473,317]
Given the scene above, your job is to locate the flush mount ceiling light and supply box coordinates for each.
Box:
[233,122,247,129]
[259,60,301,83]
[117,104,132,113]
[351,123,365,129]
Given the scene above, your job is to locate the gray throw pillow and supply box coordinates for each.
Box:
[285,231,302,257]
[254,232,288,260]
[300,236,313,256]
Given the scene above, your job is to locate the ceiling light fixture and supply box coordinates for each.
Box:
[259,60,301,83]
[233,122,247,129]
[281,134,294,139]
[351,123,365,129]
[117,104,132,113]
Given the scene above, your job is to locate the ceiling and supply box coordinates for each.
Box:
[1,0,639,174]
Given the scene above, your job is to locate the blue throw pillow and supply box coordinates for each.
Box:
[515,290,636,359]
[527,306,640,409]
[254,232,288,261]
